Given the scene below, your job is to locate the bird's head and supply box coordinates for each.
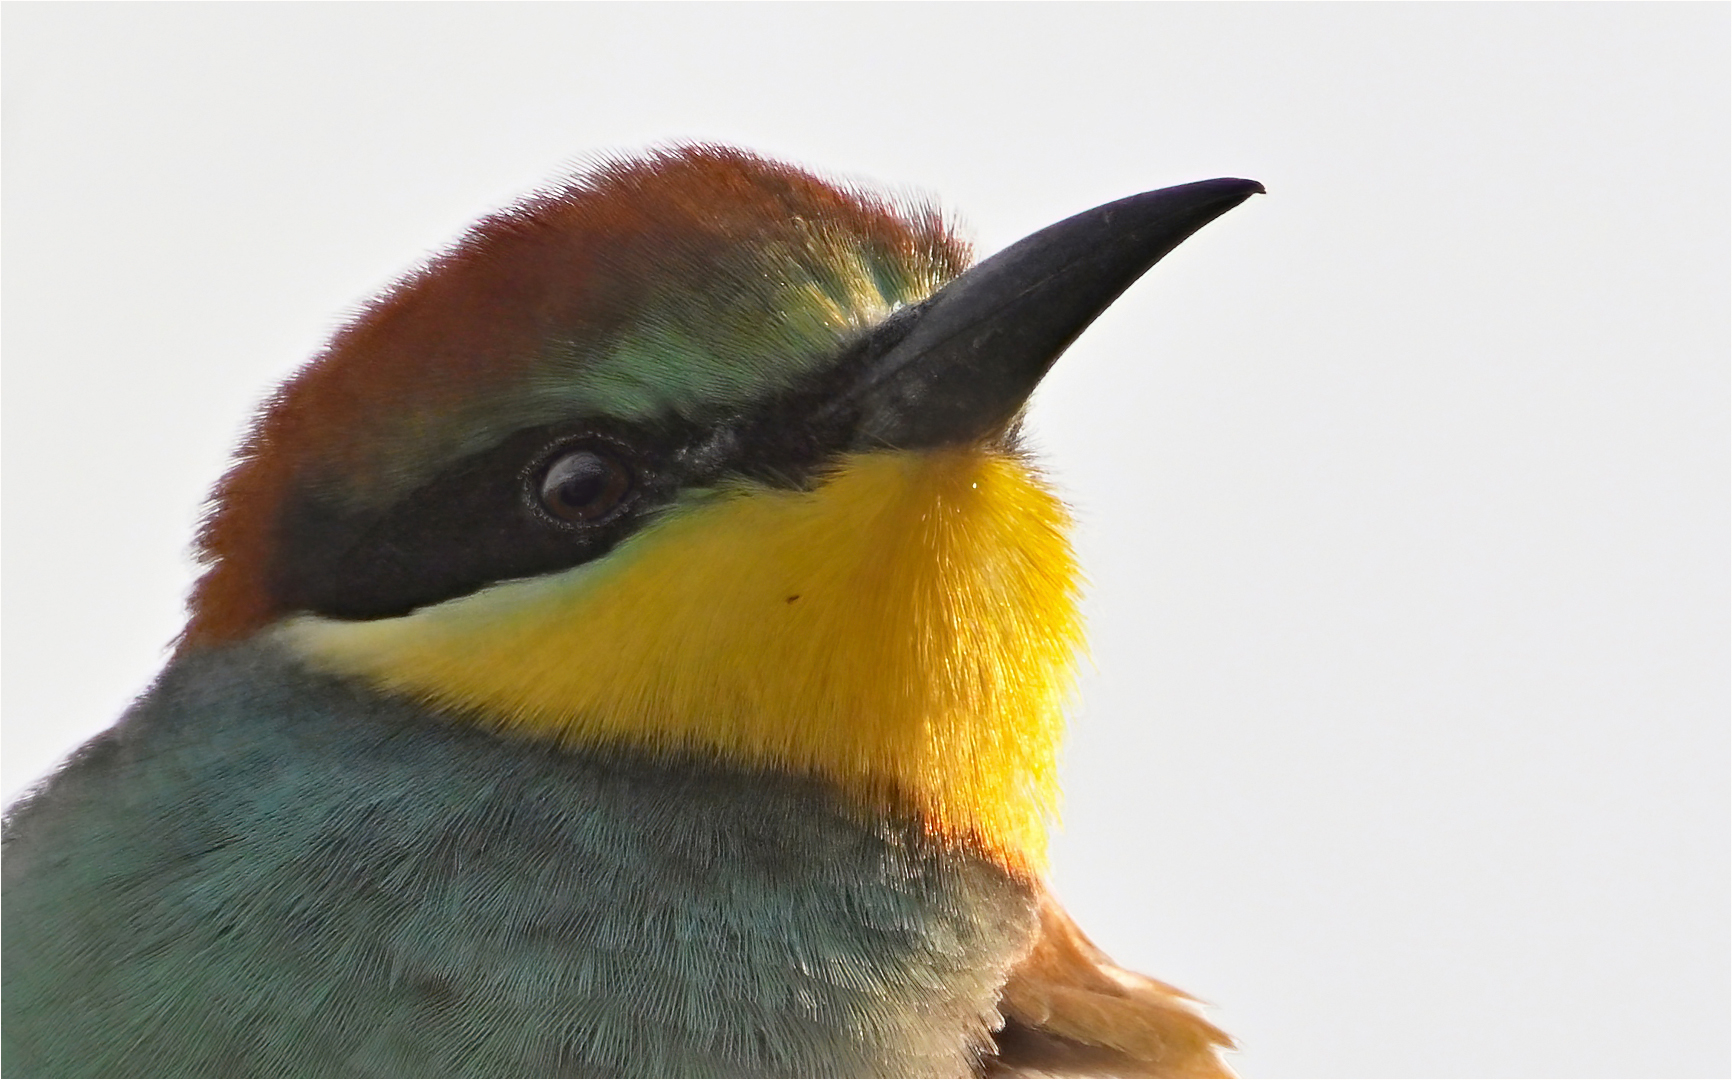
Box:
[186,146,1259,873]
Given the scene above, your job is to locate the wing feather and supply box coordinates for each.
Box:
[983,889,1235,1079]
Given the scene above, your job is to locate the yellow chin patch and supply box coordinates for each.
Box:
[278,447,1084,872]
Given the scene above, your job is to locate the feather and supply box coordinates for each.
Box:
[984,889,1234,1079]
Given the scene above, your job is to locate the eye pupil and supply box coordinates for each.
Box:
[539,450,630,523]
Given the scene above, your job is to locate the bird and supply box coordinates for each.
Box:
[2,145,1260,1078]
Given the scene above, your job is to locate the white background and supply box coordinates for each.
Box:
[5,6,1726,1077]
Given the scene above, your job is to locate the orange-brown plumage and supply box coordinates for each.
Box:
[991,892,1236,1077]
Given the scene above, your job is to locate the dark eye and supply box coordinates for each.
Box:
[538,448,632,524]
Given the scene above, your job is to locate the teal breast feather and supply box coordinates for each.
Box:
[3,640,1036,1078]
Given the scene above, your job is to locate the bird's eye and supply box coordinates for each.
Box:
[538,448,632,524]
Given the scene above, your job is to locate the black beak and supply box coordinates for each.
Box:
[829,177,1264,450]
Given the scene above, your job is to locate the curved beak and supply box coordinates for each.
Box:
[830,177,1264,449]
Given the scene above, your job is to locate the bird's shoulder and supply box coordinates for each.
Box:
[982,890,1234,1079]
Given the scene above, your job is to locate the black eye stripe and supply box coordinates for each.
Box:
[266,346,1012,624]
[272,421,684,622]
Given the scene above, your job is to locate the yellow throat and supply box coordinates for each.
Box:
[280,445,1085,871]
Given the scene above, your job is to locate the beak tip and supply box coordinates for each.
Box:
[1186,176,1266,202]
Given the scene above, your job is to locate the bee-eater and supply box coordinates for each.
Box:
[3,146,1260,1078]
